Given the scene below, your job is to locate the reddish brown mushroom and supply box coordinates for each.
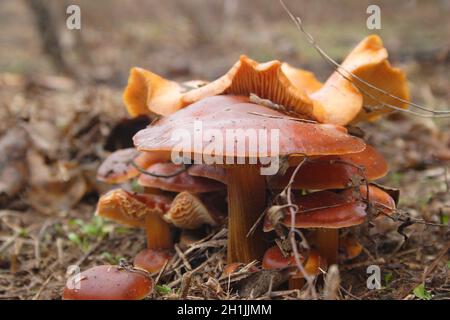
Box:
[262,245,327,289]
[272,145,388,190]
[133,95,365,263]
[339,234,363,260]
[264,185,396,266]
[97,148,170,184]
[62,265,153,300]
[138,162,226,193]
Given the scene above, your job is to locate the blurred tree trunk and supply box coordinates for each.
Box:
[24,0,74,76]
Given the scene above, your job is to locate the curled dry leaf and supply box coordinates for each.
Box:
[26,150,87,215]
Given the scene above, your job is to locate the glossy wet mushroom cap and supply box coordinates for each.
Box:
[62,265,152,300]
[133,95,366,159]
[262,246,327,278]
[137,162,226,193]
[264,185,396,232]
[273,145,388,190]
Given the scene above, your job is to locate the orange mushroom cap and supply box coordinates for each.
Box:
[339,234,363,260]
[281,63,323,94]
[272,144,388,190]
[124,56,315,118]
[262,246,327,278]
[97,149,170,184]
[62,265,152,300]
[96,189,172,227]
[133,248,173,273]
[137,162,226,193]
[311,35,409,125]
[133,95,366,160]
[264,185,395,231]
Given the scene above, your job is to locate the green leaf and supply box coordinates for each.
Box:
[441,214,449,225]
[68,232,81,245]
[156,285,172,295]
[384,272,393,287]
[131,179,144,193]
[447,261,450,269]
[413,283,432,300]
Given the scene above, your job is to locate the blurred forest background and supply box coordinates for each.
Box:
[0,0,449,300]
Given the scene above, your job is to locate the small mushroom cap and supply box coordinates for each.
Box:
[133,248,173,273]
[96,189,172,227]
[137,162,226,193]
[62,265,152,300]
[339,235,363,260]
[273,145,388,190]
[97,149,170,184]
[264,185,396,231]
[262,246,327,278]
[342,184,396,215]
[134,95,365,161]
[164,191,221,229]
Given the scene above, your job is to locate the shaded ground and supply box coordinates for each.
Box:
[0,0,449,300]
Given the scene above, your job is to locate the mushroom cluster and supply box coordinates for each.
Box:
[63,35,409,298]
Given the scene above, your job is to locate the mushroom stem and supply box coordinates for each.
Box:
[314,229,339,266]
[289,277,305,290]
[144,214,172,249]
[226,165,266,263]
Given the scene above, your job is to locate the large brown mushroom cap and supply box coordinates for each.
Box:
[137,162,226,193]
[272,145,388,190]
[62,265,153,300]
[133,95,366,160]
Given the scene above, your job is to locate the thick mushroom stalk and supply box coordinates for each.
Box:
[133,95,366,263]
[226,164,267,263]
